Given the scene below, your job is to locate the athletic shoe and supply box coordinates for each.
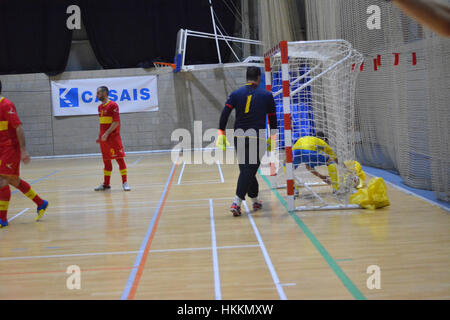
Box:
[0,219,8,228]
[94,184,111,191]
[252,201,263,211]
[36,200,49,222]
[123,182,131,192]
[230,203,242,217]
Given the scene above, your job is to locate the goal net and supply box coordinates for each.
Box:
[264,40,364,212]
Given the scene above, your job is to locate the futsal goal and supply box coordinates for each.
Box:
[264,40,364,212]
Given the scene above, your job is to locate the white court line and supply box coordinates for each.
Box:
[0,244,260,262]
[178,180,223,186]
[209,199,221,300]
[37,180,221,194]
[45,197,233,210]
[8,208,30,222]
[216,161,225,183]
[130,156,143,167]
[177,162,186,185]
[281,283,297,287]
[243,201,287,300]
[0,250,142,262]
[30,148,219,160]
[150,244,259,253]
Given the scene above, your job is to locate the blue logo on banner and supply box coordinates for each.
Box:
[58,87,152,107]
[59,88,79,108]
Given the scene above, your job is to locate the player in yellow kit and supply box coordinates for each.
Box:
[293,132,366,192]
[292,132,337,186]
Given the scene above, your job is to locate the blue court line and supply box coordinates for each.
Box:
[11,170,60,196]
[120,154,179,300]
[46,246,61,250]
[362,166,449,212]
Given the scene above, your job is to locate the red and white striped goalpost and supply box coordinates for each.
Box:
[265,41,295,212]
[264,52,277,178]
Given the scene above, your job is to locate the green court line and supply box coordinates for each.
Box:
[336,259,353,262]
[258,170,367,300]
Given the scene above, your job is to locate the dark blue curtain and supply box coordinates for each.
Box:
[0,0,73,75]
[0,0,238,74]
[80,0,238,69]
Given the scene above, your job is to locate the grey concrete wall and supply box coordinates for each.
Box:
[0,66,246,156]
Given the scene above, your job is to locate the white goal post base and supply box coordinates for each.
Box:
[274,182,326,189]
[295,204,361,212]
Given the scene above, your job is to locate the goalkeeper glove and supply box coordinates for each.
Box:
[266,135,277,152]
[216,130,230,151]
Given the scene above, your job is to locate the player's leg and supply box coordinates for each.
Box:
[327,162,339,190]
[247,167,262,211]
[247,137,265,211]
[95,159,112,191]
[6,175,49,221]
[0,146,48,221]
[231,137,250,216]
[0,178,10,228]
[116,158,130,191]
[232,162,250,216]
[301,150,331,185]
[0,147,10,227]
[305,164,331,185]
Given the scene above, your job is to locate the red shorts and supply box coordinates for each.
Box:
[0,145,21,176]
[100,134,126,161]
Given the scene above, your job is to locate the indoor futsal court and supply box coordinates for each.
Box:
[0,0,449,303]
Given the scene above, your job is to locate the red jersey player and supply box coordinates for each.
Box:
[0,80,49,228]
[94,86,130,192]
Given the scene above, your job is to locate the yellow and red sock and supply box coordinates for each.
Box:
[17,180,44,207]
[104,160,112,186]
[117,158,127,183]
[0,185,11,221]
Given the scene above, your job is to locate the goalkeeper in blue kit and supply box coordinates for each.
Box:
[217,67,278,217]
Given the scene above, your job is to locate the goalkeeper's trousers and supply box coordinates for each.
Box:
[234,136,266,200]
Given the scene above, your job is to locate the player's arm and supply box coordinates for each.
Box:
[219,104,234,132]
[101,122,119,141]
[392,0,450,37]
[16,125,30,164]
[267,95,278,132]
[266,95,278,152]
[305,164,331,185]
[217,95,235,150]
[7,104,29,164]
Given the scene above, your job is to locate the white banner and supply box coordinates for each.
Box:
[51,75,158,117]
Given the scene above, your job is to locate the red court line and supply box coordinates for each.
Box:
[127,161,179,300]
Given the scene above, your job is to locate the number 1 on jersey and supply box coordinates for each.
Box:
[245,95,252,114]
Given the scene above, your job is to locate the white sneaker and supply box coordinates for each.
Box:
[123,182,131,191]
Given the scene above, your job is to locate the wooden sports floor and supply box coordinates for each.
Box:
[0,152,448,300]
